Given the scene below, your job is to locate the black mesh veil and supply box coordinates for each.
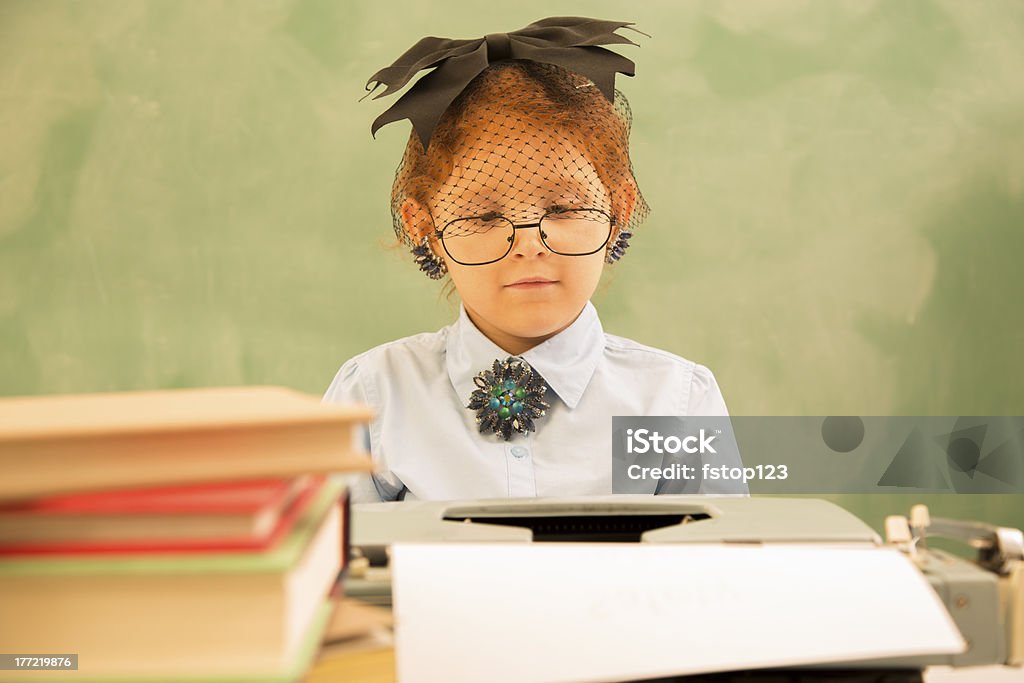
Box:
[390,61,650,279]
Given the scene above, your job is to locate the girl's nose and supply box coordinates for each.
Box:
[509,224,548,258]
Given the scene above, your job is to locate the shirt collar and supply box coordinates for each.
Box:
[446,301,605,410]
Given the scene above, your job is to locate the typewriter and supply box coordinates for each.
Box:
[345,496,1022,682]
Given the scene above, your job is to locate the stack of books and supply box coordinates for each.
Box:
[0,386,373,682]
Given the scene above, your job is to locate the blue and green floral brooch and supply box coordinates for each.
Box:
[466,358,550,441]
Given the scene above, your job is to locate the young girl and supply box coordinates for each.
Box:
[323,17,737,502]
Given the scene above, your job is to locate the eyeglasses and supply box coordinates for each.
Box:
[435,208,615,266]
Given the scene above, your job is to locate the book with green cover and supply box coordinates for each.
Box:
[0,480,346,682]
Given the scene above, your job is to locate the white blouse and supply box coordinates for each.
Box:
[323,301,732,502]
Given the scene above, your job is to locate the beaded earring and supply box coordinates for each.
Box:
[411,237,448,279]
[605,229,633,263]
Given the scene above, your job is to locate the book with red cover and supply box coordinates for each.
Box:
[0,475,325,556]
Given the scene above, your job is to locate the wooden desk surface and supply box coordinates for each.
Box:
[304,657,1022,683]
[306,646,395,683]
[305,598,395,683]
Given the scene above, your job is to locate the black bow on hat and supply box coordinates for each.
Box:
[364,16,644,150]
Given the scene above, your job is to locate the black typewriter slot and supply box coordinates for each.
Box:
[441,513,708,542]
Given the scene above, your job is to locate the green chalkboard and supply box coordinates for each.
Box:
[2,1,1022,532]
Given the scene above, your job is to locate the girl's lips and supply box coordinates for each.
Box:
[505,280,558,289]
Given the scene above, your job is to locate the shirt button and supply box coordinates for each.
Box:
[510,446,528,458]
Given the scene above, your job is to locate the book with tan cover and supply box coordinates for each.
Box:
[0,386,373,502]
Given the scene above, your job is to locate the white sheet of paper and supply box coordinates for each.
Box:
[392,543,965,683]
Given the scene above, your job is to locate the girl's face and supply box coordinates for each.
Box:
[414,120,614,355]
